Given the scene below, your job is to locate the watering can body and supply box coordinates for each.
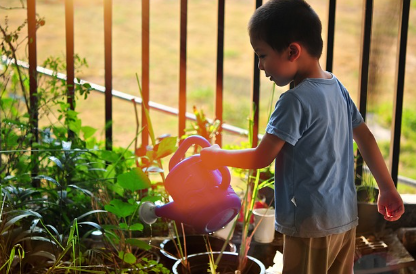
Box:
[139,135,241,234]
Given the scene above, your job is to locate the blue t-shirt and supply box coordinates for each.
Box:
[266,74,363,238]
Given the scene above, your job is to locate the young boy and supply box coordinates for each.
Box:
[200,0,404,273]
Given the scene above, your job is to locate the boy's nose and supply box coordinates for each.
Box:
[258,61,264,70]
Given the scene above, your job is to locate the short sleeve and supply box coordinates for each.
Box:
[266,93,308,146]
[337,80,364,128]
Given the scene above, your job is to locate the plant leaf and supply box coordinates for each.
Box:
[78,221,102,231]
[100,150,120,163]
[81,125,97,139]
[3,211,42,232]
[33,175,60,187]
[117,168,151,192]
[125,238,151,250]
[154,136,177,159]
[68,184,93,196]
[104,199,138,218]
[48,156,63,169]
[119,251,136,264]
[129,223,144,231]
[77,210,107,221]
[27,250,56,261]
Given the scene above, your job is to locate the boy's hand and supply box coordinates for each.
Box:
[377,188,405,221]
[200,144,221,170]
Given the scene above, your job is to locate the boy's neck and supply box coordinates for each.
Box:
[293,57,331,86]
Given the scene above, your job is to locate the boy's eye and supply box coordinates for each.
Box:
[258,54,265,59]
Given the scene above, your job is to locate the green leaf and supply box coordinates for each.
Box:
[68,184,93,196]
[129,223,144,231]
[106,181,124,197]
[77,210,107,221]
[125,238,151,250]
[48,156,63,169]
[117,168,151,192]
[100,151,120,163]
[3,211,42,233]
[33,175,60,187]
[155,136,177,159]
[119,223,129,230]
[81,126,97,139]
[68,118,81,135]
[104,199,138,218]
[78,221,102,231]
[119,251,136,264]
[141,195,163,203]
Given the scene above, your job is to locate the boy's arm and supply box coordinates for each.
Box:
[353,122,404,221]
[200,133,285,170]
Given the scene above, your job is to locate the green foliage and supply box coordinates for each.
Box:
[183,106,221,144]
[373,104,416,182]
[1,15,173,273]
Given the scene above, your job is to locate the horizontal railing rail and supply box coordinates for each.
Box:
[1,56,251,138]
[4,55,416,189]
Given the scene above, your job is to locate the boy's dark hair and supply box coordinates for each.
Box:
[248,0,323,58]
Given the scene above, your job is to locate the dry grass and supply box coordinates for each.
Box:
[2,0,416,151]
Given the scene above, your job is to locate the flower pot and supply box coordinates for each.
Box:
[172,251,266,274]
[160,234,236,269]
[357,202,386,235]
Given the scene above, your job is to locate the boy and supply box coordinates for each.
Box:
[200,0,404,273]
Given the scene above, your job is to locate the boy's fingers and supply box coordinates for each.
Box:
[383,205,405,221]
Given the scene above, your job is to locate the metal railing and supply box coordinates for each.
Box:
[20,0,412,186]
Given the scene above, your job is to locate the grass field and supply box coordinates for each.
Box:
[2,0,416,191]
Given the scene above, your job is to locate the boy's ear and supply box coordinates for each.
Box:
[288,43,301,61]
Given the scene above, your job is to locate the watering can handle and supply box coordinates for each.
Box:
[169,135,231,190]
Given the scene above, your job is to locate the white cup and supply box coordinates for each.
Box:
[214,216,237,240]
[253,208,275,243]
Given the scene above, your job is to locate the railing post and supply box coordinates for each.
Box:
[215,0,225,146]
[251,0,262,148]
[65,0,75,112]
[390,0,410,187]
[65,0,75,140]
[104,0,113,150]
[326,0,336,72]
[27,0,39,187]
[355,0,373,185]
[141,0,150,149]
[179,0,188,141]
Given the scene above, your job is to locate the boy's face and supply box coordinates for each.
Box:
[250,37,296,87]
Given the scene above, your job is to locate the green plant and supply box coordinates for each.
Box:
[82,75,175,273]
[356,171,379,203]
[183,106,221,145]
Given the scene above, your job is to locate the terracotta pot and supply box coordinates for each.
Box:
[172,251,266,274]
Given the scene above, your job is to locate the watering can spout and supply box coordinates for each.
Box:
[139,201,186,225]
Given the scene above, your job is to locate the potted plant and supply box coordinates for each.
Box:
[356,169,386,235]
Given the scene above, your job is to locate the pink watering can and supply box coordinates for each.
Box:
[139,135,241,233]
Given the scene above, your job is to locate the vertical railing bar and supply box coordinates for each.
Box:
[178,0,188,141]
[27,0,39,187]
[251,0,262,148]
[104,0,113,150]
[389,0,410,186]
[141,0,150,149]
[215,0,225,146]
[326,0,336,72]
[355,0,373,185]
[65,0,75,111]
[65,0,75,140]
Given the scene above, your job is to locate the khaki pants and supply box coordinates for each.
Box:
[282,227,356,274]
